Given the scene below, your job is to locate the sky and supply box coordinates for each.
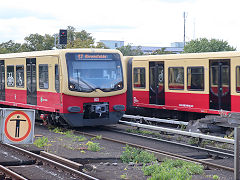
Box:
[0,0,240,49]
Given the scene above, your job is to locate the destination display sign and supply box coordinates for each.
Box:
[75,53,113,60]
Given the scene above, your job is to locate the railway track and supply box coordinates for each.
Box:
[122,114,189,126]
[121,114,234,144]
[0,143,98,180]
[75,127,234,172]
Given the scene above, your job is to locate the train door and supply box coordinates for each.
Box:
[0,60,5,101]
[209,59,230,111]
[149,62,165,105]
[26,58,37,105]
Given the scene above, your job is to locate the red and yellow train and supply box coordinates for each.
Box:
[0,49,127,127]
[125,51,240,120]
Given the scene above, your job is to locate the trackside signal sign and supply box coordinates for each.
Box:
[0,109,35,144]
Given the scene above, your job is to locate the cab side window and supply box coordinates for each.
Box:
[39,64,49,89]
[55,64,60,92]
[236,66,240,92]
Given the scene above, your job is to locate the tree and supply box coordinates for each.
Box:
[117,45,143,56]
[183,38,236,53]
[66,27,106,49]
[95,42,108,49]
[23,33,55,51]
[0,26,108,54]
[0,40,22,54]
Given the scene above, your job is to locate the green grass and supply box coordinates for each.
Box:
[91,135,102,141]
[52,128,87,142]
[213,175,219,180]
[127,129,155,135]
[86,141,102,152]
[120,145,157,163]
[142,159,204,180]
[188,137,200,145]
[34,136,49,148]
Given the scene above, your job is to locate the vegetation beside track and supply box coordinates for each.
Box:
[120,145,204,180]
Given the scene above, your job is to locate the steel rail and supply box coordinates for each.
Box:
[77,130,234,172]
[3,143,99,180]
[0,165,27,180]
[119,120,234,144]
[106,127,234,158]
[123,114,188,126]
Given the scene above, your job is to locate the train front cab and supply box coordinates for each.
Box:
[127,52,240,118]
[59,49,127,127]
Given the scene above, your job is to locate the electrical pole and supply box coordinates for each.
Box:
[183,12,187,47]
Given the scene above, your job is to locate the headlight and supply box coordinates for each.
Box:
[69,84,75,90]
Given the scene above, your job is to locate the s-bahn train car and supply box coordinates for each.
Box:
[125,51,240,121]
[0,49,126,127]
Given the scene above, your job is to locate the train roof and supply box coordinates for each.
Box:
[126,51,240,60]
[0,48,122,59]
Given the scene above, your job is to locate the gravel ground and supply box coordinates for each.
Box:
[21,124,235,180]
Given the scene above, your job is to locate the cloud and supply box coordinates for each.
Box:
[0,9,55,20]
[0,0,239,49]
[0,17,59,43]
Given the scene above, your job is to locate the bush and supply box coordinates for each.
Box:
[121,145,156,163]
[86,141,102,152]
[142,159,204,180]
[34,136,49,148]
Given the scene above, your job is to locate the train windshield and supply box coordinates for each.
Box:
[66,53,123,92]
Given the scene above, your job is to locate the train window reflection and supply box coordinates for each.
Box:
[66,53,123,92]
[7,65,14,87]
[39,64,49,89]
[55,64,60,93]
[134,68,145,88]
[16,65,24,88]
[187,67,204,91]
[236,66,240,92]
[168,67,184,90]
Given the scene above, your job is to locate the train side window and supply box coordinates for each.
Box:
[16,65,24,88]
[236,66,240,92]
[39,64,49,89]
[187,67,204,91]
[133,67,145,88]
[7,65,15,87]
[55,64,60,93]
[168,67,184,90]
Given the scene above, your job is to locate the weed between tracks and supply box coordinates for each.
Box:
[121,145,156,163]
[34,127,103,152]
[142,159,204,180]
[120,145,204,180]
[34,136,49,148]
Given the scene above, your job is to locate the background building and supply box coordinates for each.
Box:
[171,42,184,48]
[131,46,183,54]
[100,40,184,54]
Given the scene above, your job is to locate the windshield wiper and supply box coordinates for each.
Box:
[76,70,96,92]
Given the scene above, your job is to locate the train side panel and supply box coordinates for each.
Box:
[36,56,62,112]
[230,57,240,112]
[128,52,240,118]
